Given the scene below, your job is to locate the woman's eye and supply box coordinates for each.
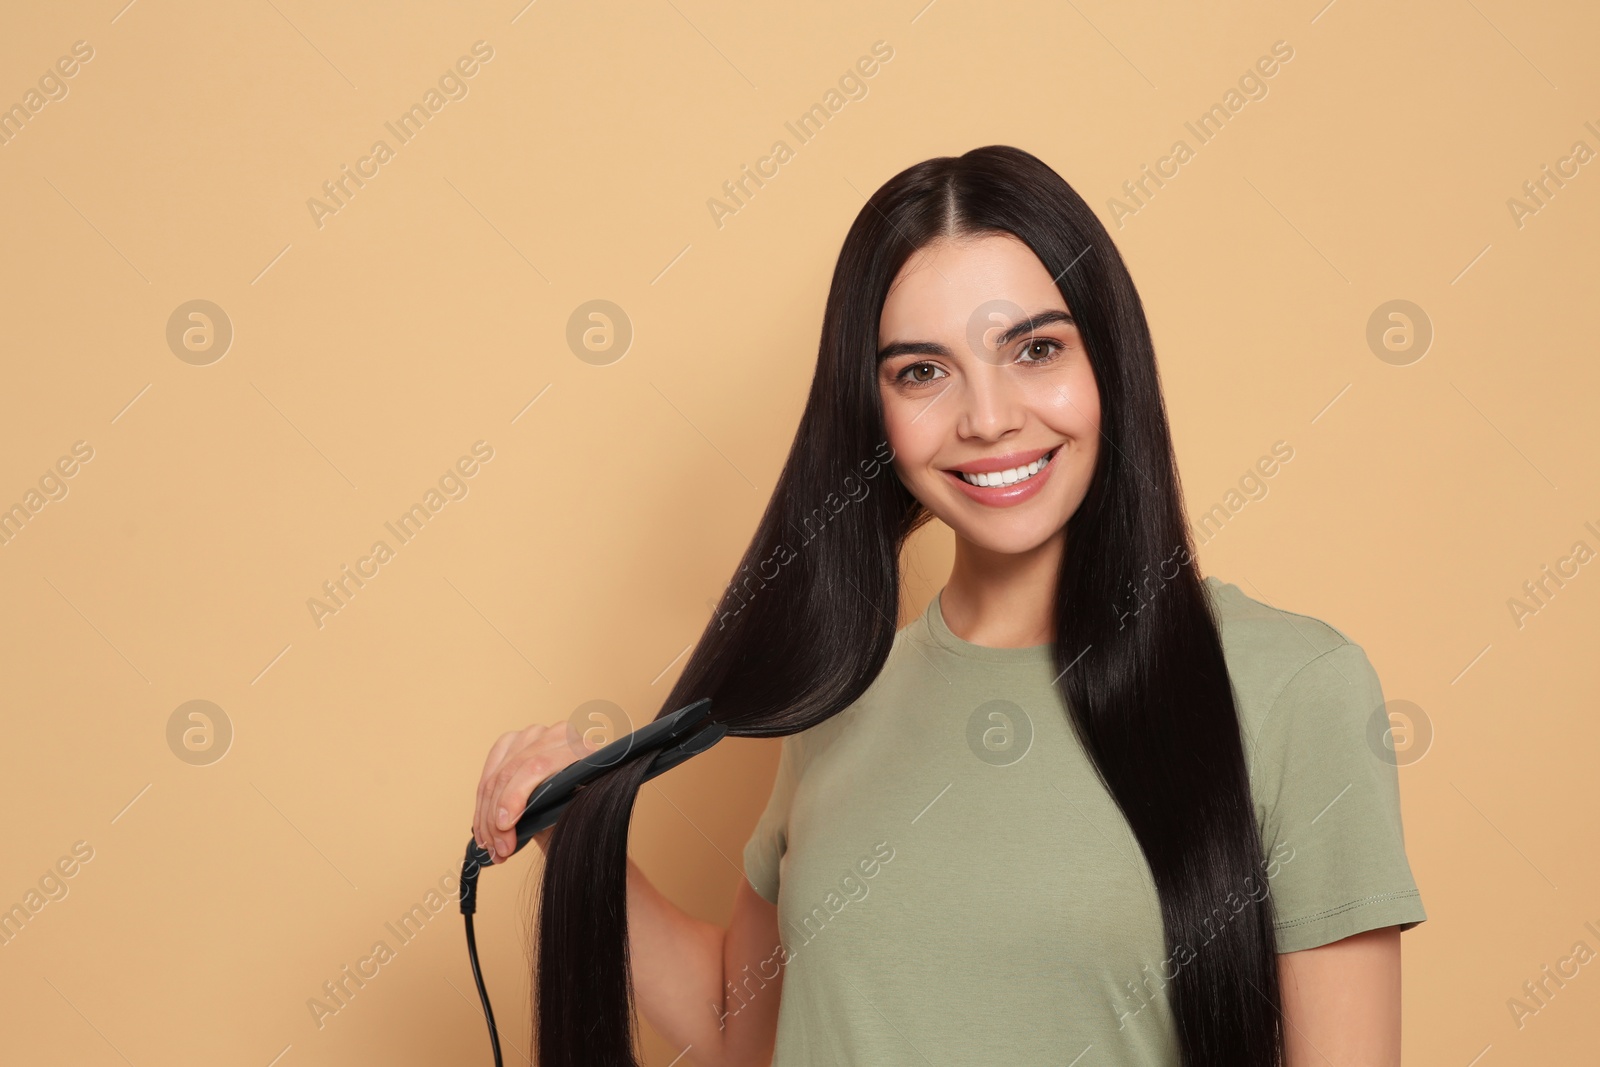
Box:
[899,362,946,385]
[1017,338,1063,364]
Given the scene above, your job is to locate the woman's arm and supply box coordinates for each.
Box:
[627,861,784,1067]
[1278,926,1403,1065]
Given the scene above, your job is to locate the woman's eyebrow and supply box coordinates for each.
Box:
[876,308,1075,361]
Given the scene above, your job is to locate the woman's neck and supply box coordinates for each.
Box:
[938,529,1064,648]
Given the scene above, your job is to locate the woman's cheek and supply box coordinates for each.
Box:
[1042,373,1099,429]
[882,402,933,469]
[889,453,921,493]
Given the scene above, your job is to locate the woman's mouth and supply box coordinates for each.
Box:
[955,448,1057,487]
[942,446,1062,507]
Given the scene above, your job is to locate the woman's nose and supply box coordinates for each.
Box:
[956,363,1026,441]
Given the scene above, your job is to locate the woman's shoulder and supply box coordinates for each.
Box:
[1204,574,1381,753]
[1205,574,1360,654]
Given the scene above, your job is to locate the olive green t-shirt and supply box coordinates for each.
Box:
[740,575,1426,1064]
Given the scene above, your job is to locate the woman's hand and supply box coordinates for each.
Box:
[473,721,595,861]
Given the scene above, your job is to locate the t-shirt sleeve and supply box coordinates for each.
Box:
[742,735,800,906]
[1249,641,1428,954]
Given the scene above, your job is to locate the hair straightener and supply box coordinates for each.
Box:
[458,697,724,1066]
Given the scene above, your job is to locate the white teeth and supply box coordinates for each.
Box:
[959,449,1055,487]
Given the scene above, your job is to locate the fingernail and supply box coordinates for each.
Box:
[496,807,509,829]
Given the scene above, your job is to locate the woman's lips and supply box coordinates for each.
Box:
[941,446,1060,507]
[944,445,1057,475]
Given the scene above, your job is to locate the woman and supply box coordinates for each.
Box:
[472,145,1426,1066]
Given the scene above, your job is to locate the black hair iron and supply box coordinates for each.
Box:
[458,698,723,1066]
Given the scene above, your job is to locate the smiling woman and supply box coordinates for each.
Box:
[473,144,1425,1067]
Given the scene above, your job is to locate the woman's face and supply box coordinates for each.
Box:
[877,232,1101,557]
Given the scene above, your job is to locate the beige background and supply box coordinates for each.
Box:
[1,0,1596,1063]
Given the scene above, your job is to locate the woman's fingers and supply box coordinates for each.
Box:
[473,720,608,859]
[488,739,570,858]
[474,731,520,848]
[474,724,548,850]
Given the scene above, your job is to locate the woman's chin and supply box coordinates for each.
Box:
[941,517,1068,559]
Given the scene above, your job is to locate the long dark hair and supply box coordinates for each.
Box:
[532,144,1284,1066]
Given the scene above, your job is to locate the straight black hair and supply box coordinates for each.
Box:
[531,144,1284,1066]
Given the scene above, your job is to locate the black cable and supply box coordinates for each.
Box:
[460,839,502,1067]
[463,912,503,1067]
